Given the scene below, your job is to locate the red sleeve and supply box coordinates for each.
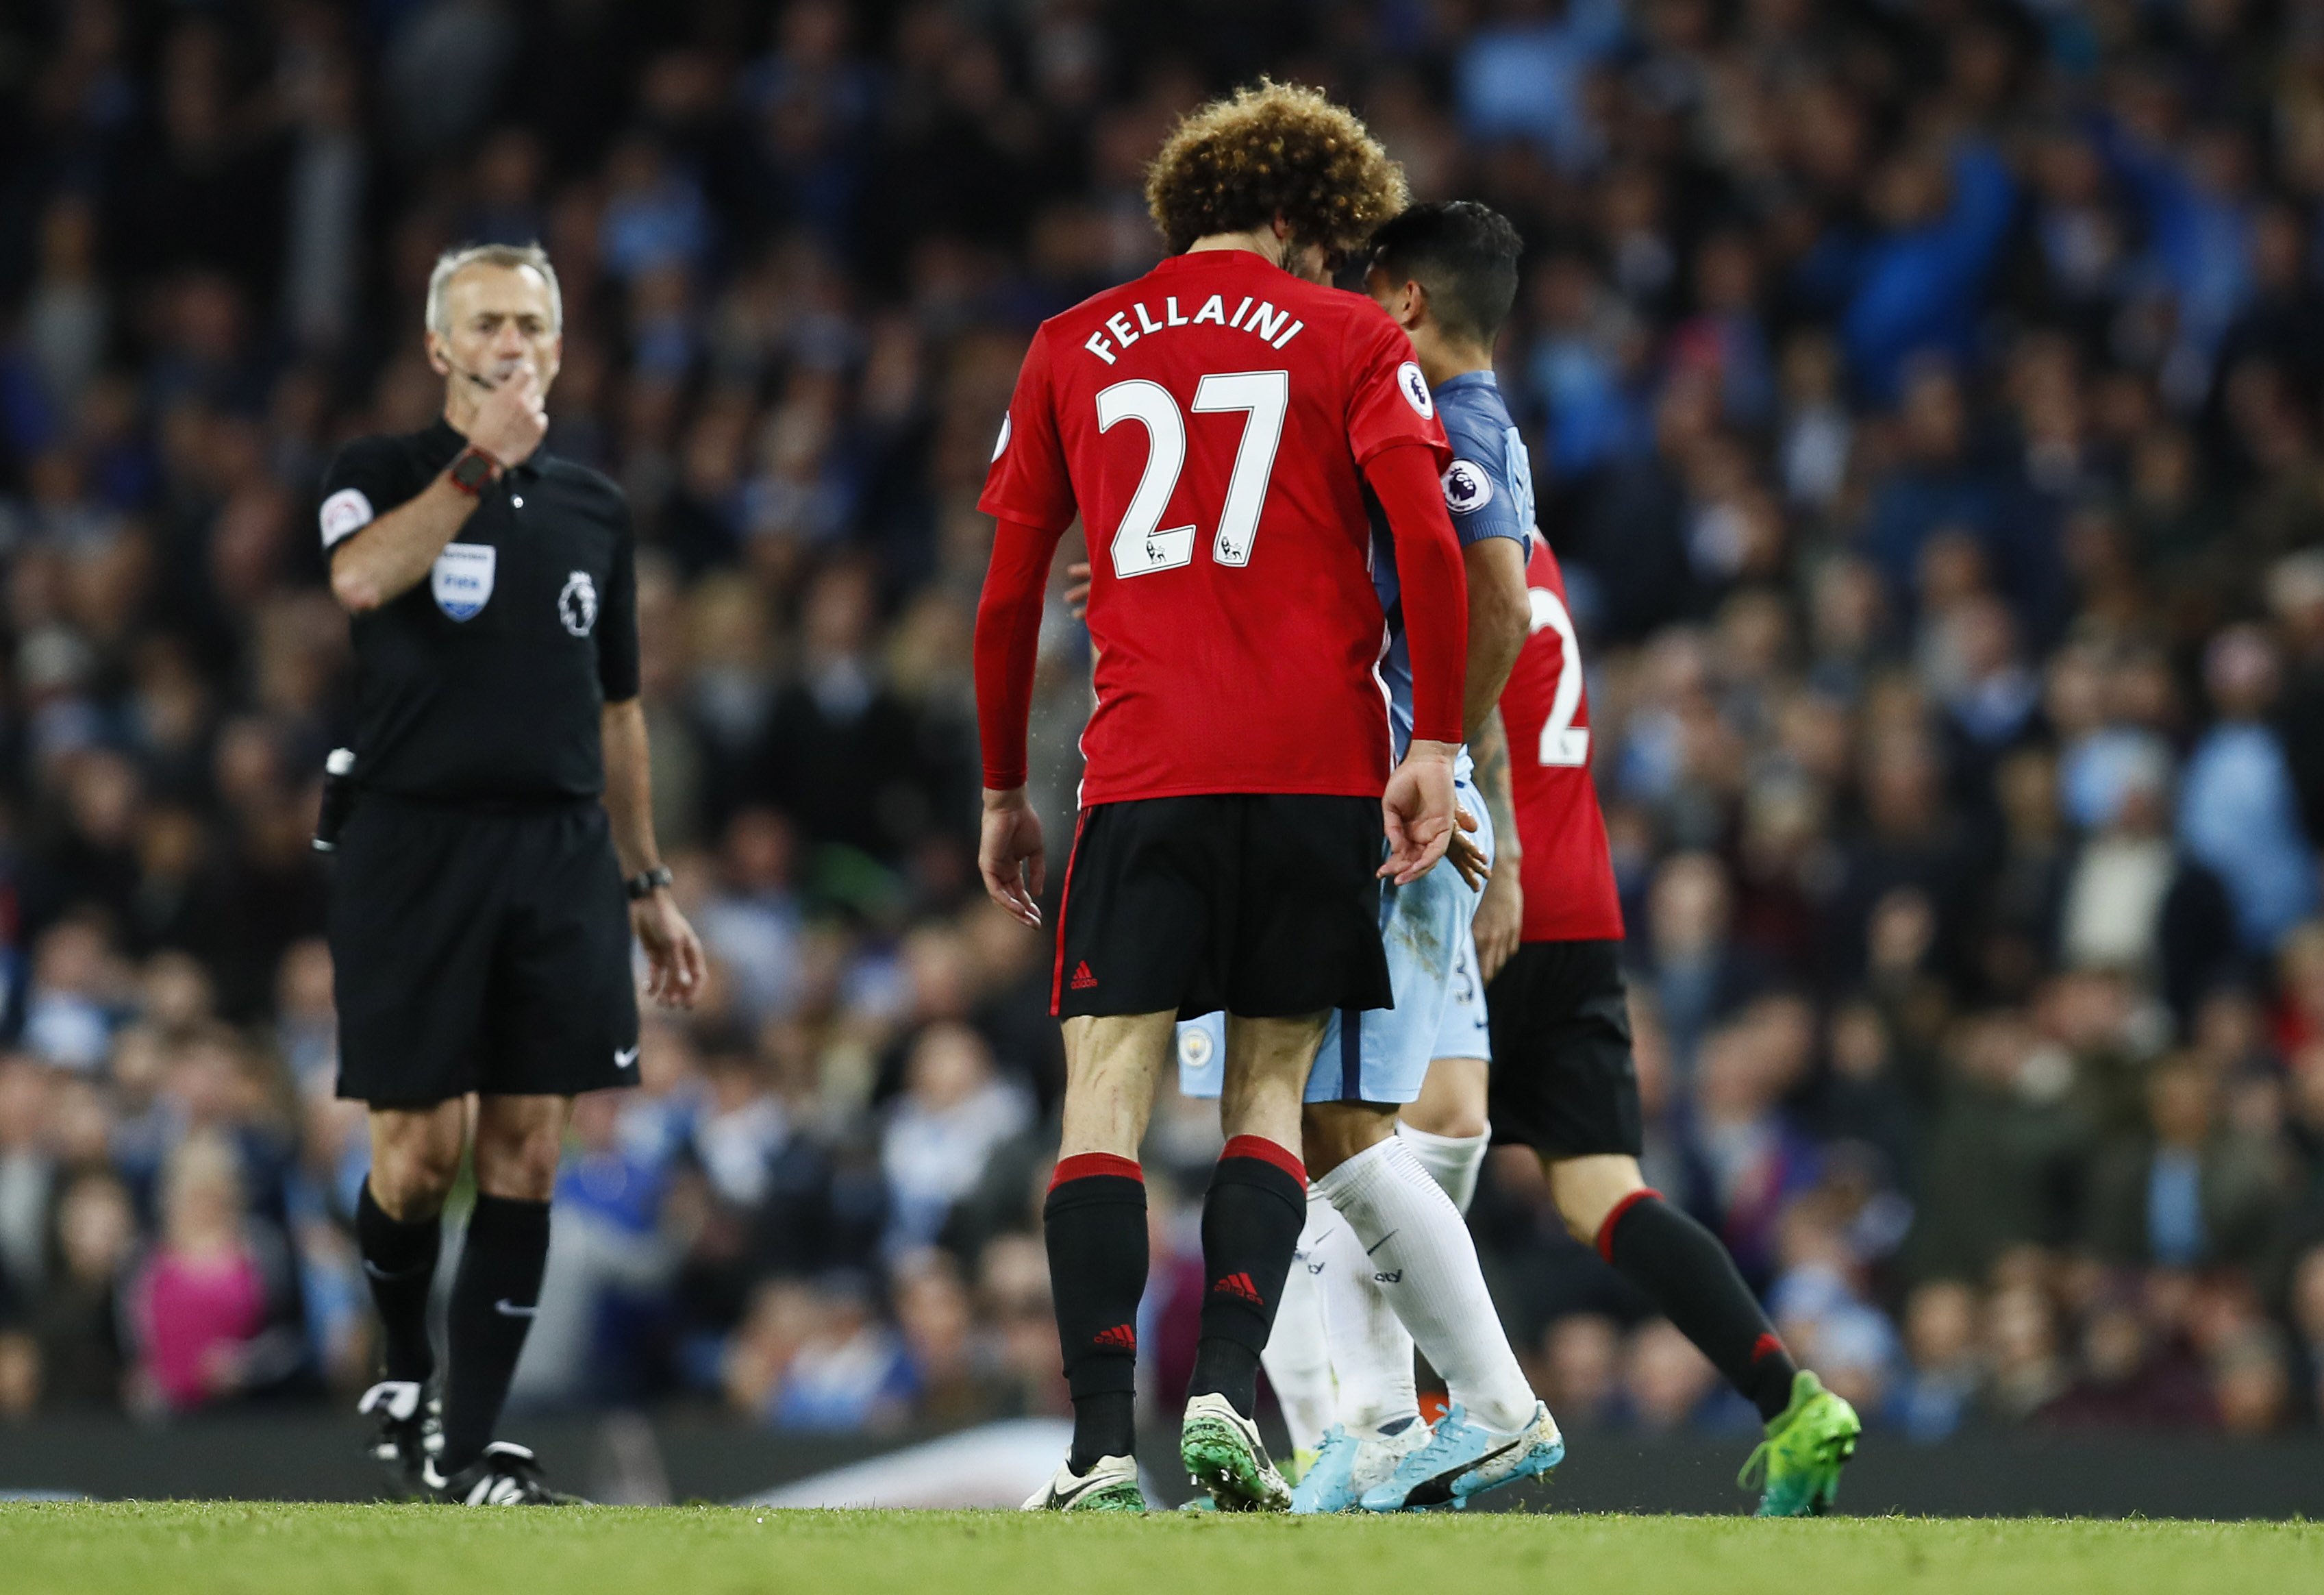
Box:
[1365,443,1468,746]
[973,516,1066,791]
[1344,309,1451,470]
[977,327,1078,532]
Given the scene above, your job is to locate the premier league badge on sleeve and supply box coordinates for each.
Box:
[558,570,599,636]
[1397,360,1435,418]
[1442,458,1493,513]
[430,543,497,621]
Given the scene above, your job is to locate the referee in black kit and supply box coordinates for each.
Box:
[319,243,704,1505]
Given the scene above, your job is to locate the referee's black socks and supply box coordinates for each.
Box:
[441,1193,551,1472]
[1596,1187,1799,1423]
[1044,1153,1147,1472]
[1186,1135,1308,1419]
[356,1182,442,1385]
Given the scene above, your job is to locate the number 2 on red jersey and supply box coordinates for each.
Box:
[1095,369,1289,578]
[1529,585,1590,767]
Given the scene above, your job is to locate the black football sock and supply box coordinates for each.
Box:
[1044,1153,1149,1472]
[356,1180,442,1385]
[1186,1135,1308,1418]
[440,1194,551,1472]
[1597,1188,1799,1423]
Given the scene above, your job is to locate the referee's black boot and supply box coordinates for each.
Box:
[425,1442,585,1505]
[358,1378,443,1498]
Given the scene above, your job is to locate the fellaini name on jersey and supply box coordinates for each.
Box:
[1082,294,1304,365]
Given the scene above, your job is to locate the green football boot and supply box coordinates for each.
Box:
[1738,1370,1860,1517]
[1180,1392,1292,1511]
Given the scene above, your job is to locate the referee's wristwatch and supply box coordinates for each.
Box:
[626,864,675,900]
[445,444,503,495]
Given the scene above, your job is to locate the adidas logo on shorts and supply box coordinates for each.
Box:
[1070,960,1098,990]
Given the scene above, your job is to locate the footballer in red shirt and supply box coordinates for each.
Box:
[972,84,1471,1513]
[1485,536,1863,1514]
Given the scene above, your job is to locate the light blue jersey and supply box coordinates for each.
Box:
[1371,369,1536,765]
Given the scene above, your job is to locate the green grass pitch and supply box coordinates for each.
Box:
[0,1504,2313,1595]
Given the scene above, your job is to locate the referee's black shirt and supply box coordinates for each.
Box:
[317,419,640,802]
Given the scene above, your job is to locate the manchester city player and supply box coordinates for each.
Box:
[1177,201,1561,1512]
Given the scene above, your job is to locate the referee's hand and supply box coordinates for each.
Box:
[469,364,550,468]
[632,891,706,1007]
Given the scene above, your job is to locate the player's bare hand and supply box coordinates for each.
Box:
[1445,806,1490,892]
[1381,739,1458,885]
[468,364,549,467]
[1473,865,1523,982]
[633,890,706,1008]
[979,787,1047,927]
[1064,560,1092,620]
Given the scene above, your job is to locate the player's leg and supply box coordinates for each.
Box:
[1398,944,1492,1209]
[1310,787,1559,1510]
[1305,1098,1558,1511]
[1031,799,1219,1511]
[1179,1010,1323,1510]
[1291,1043,1489,1511]
[1494,938,1858,1515]
[1175,1015,1337,1477]
[1259,1190,1336,1465]
[1550,1152,1858,1514]
[1038,1009,1169,1505]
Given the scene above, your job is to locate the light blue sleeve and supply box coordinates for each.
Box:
[1440,410,1533,549]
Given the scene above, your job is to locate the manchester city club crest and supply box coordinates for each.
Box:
[558,570,599,636]
[430,543,496,621]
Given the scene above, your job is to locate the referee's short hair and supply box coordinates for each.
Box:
[425,243,564,338]
[1366,201,1523,348]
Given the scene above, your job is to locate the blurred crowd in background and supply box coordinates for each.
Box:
[6,0,2324,1446]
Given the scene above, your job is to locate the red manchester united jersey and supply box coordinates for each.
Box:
[977,249,1450,804]
[1505,539,1625,942]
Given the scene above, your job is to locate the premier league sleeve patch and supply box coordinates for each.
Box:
[558,571,599,636]
[318,487,374,549]
[1442,458,1493,515]
[429,543,497,621]
[1397,360,1435,418]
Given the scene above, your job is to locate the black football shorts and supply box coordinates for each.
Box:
[1052,794,1391,1019]
[329,793,640,1106]
[1485,939,1642,1159]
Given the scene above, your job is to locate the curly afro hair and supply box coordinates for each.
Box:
[1145,79,1409,256]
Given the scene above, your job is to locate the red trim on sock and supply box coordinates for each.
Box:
[1749,1332,1787,1365]
[1221,1134,1307,1187]
[1593,1187,1663,1263]
[1050,1152,1142,1191]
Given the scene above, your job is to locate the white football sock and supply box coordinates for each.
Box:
[1258,1187,1337,1455]
[1318,1135,1539,1435]
[1306,1185,1419,1435]
[1395,1119,1490,1214]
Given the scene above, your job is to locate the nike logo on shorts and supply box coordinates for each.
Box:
[494,1299,539,1318]
[614,1046,639,1068]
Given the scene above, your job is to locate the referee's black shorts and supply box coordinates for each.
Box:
[1051,793,1390,1020]
[329,793,640,1106]
[1485,939,1642,1159]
